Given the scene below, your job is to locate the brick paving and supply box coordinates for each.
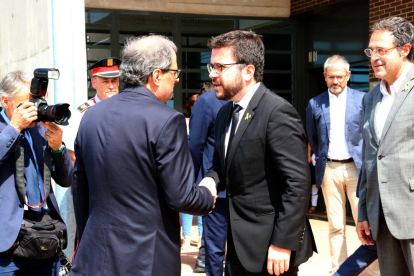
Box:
[181,218,374,276]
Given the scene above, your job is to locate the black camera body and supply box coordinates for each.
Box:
[30,68,71,126]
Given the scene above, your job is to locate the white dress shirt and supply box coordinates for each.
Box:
[327,87,352,160]
[224,82,261,157]
[376,62,413,141]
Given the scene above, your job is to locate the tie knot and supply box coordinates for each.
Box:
[233,104,242,113]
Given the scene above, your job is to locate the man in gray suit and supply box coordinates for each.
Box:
[357,16,414,275]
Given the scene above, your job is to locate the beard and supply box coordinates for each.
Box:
[215,73,244,101]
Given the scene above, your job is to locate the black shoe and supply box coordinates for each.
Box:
[194,260,205,273]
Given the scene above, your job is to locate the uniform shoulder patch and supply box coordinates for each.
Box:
[76,99,96,113]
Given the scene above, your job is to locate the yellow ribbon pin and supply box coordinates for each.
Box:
[402,82,410,92]
[244,113,251,120]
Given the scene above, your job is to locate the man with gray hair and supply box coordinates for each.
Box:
[71,34,216,276]
[0,70,73,275]
[306,55,377,274]
[357,16,414,274]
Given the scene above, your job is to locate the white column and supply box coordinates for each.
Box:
[50,0,87,258]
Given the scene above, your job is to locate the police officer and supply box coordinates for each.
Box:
[63,57,121,164]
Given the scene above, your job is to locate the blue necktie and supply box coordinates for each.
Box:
[22,130,43,210]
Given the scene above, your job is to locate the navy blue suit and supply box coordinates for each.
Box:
[188,90,230,276]
[0,107,73,253]
[306,87,364,188]
[72,85,214,276]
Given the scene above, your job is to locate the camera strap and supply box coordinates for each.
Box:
[14,139,52,209]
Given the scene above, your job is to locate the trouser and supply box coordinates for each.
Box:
[377,207,414,276]
[333,240,379,276]
[203,198,231,276]
[227,228,298,276]
[321,161,359,272]
[0,254,60,276]
[311,184,318,206]
[181,213,203,237]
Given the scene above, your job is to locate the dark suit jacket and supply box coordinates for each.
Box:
[188,90,226,197]
[72,85,214,276]
[0,108,73,253]
[306,87,365,188]
[205,83,316,273]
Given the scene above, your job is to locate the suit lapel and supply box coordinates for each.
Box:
[321,92,330,139]
[225,83,266,174]
[379,68,414,145]
[344,88,355,124]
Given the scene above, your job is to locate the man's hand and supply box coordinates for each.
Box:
[356,221,374,245]
[267,245,291,275]
[9,102,37,132]
[40,122,63,151]
[199,177,217,198]
[199,177,217,211]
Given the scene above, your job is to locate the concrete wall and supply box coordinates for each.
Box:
[0,1,53,80]
[85,0,290,17]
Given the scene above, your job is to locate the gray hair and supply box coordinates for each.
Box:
[372,17,414,62]
[324,55,350,72]
[0,70,31,106]
[120,34,177,86]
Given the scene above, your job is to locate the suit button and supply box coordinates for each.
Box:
[378,155,382,160]
[228,193,232,197]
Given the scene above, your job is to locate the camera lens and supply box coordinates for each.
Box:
[37,103,71,126]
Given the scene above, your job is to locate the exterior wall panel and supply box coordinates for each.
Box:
[85,0,290,17]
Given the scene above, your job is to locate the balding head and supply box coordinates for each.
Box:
[120,35,177,86]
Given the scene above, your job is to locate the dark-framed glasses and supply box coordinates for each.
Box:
[364,46,399,57]
[162,69,181,79]
[326,73,349,81]
[207,63,245,75]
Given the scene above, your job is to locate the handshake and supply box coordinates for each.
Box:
[199,177,218,208]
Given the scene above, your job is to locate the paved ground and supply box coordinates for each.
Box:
[181,217,374,276]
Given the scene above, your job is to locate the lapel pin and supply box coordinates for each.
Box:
[244,113,251,120]
[402,82,410,92]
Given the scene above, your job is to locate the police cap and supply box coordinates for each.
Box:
[88,57,121,78]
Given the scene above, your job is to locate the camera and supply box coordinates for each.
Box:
[30,68,71,126]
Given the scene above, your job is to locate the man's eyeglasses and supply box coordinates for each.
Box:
[326,74,349,81]
[162,69,181,79]
[364,46,399,57]
[207,63,245,75]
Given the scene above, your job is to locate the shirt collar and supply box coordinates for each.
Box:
[0,108,10,124]
[234,82,261,110]
[94,94,101,103]
[328,86,348,100]
[380,62,413,97]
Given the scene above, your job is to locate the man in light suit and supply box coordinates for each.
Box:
[357,16,414,275]
[188,88,230,275]
[306,55,379,275]
[0,71,73,275]
[71,35,216,276]
[200,30,316,276]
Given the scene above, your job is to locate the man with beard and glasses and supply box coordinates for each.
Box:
[199,30,316,276]
[306,55,379,275]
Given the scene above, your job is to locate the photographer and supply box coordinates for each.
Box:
[0,70,73,275]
